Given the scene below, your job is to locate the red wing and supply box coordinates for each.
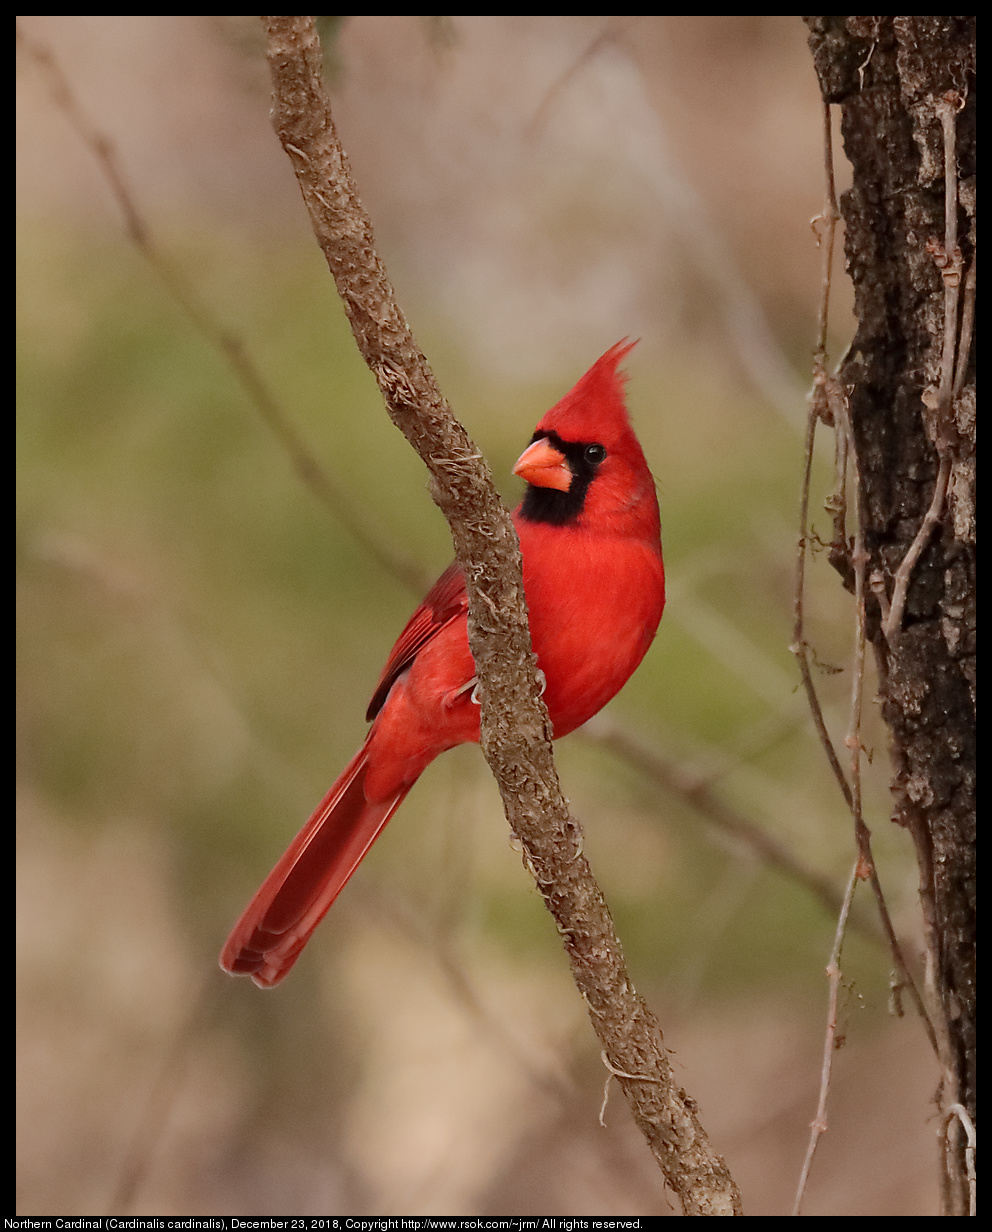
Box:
[365,562,468,721]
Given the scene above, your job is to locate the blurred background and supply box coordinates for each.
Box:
[17,15,939,1217]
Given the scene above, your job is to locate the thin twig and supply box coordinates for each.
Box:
[792,860,859,1216]
[942,1103,977,1218]
[792,101,854,814]
[842,408,939,1055]
[794,430,893,1215]
[952,255,975,398]
[880,453,952,646]
[881,93,963,646]
[812,101,840,364]
[824,399,851,584]
[846,445,871,874]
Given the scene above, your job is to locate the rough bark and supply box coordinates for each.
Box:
[804,16,975,1214]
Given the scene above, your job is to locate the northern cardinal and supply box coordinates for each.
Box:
[221,340,664,987]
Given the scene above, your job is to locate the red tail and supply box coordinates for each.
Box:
[220,739,410,987]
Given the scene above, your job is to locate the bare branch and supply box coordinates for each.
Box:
[259,15,741,1214]
[881,92,964,647]
[942,1103,977,1218]
[792,860,859,1216]
[792,110,855,814]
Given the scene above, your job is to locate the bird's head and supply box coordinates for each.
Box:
[514,340,659,539]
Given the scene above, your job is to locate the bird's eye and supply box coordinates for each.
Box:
[584,443,607,465]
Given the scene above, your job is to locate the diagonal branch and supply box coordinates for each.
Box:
[260,15,741,1215]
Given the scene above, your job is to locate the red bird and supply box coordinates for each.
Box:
[221,341,664,987]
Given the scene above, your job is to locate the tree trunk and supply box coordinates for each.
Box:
[803,17,975,1215]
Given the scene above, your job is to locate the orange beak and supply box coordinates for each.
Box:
[513,437,572,492]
